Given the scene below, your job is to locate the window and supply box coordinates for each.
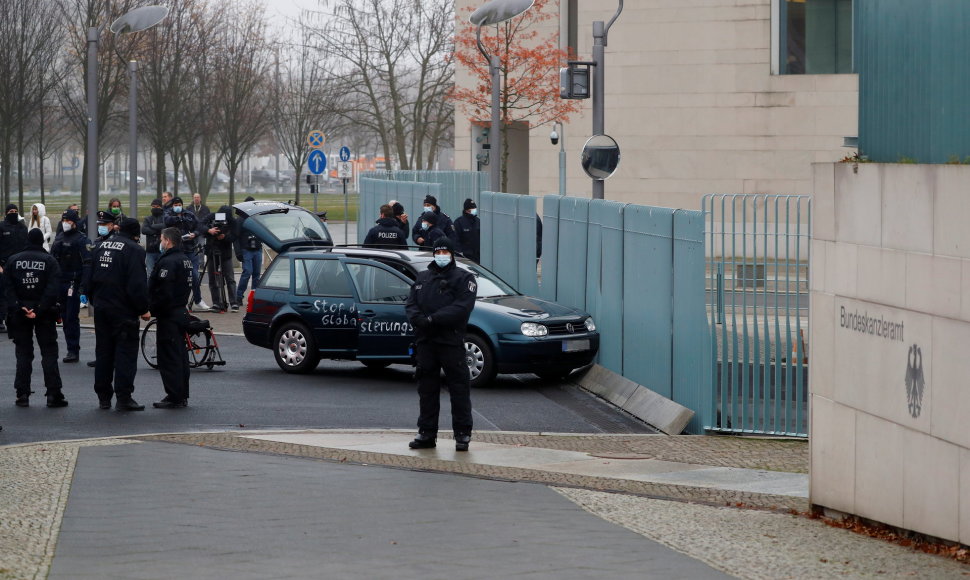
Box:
[296,259,353,297]
[776,0,853,74]
[346,263,411,303]
[260,256,290,289]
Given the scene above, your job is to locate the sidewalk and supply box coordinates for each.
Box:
[2,430,967,579]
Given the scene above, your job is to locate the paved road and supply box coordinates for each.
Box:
[0,330,652,445]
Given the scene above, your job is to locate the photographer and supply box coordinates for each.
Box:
[164,197,208,311]
[203,205,237,312]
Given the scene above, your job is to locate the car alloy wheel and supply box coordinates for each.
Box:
[463,333,496,388]
[273,322,319,374]
[279,328,308,366]
[465,341,485,380]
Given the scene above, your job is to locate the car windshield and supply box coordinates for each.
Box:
[252,210,331,246]
[450,261,518,298]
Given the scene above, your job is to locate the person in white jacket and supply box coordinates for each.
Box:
[28,203,53,251]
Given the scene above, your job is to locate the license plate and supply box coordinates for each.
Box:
[562,339,590,352]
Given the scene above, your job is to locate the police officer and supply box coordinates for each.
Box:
[453,199,480,263]
[83,210,117,368]
[164,197,208,311]
[88,218,150,411]
[5,229,66,407]
[411,195,458,248]
[388,200,409,234]
[149,227,193,409]
[405,238,477,451]
[142,198,166,275]
[0,203,28,333]
[50,209,92,363]
[414,211,445,250]
[363,204,408,249]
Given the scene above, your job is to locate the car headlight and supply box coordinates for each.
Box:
[584,317,596,332]
[520,322,548,337]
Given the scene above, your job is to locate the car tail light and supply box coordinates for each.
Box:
[246,290,255,313]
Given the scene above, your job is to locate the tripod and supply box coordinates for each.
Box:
[200,243,229,311]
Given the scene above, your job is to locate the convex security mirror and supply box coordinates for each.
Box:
[580,134,620,180]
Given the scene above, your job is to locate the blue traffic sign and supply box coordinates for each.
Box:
[308,150,327,175]
[339,146,351,162]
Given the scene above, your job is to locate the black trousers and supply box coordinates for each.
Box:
[10,312,62,397]
[157,309,190,402]
[93,310,140,401]
[206,249,237,309]
[415,342,472,435]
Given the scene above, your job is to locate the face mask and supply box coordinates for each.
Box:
[159,242,166,253]
[6,213,17,224]
[420,222,429,230]
[470,208,478,216]
[173,206,183,214]
[62,222,73,232]
[434,255,451,268]
[110,207,121,215]
[98,225,109,237]
[423,206,433,213]
[151,207,163,216]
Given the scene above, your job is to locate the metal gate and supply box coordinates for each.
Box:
[702,195,810,437]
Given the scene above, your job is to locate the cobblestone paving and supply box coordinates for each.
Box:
[555,488,970,579]
[0,439,133,580]
[136,431,809,512]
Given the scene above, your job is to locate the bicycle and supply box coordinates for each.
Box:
[140,313,226,370]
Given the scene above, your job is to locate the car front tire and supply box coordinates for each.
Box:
[273,322,320,374]
[464,334,497,388]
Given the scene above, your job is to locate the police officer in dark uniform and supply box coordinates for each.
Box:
[88,218,150,411]
[405,237,477,451]
[164,197,207,311]
[149,227,194,409]
[414,211,445,250]
[50,209,92,363]
[363,204,408,249]
[411,195,458,248]
[453,198,480,263]
[0,203,28,333]
[5,229,66,407]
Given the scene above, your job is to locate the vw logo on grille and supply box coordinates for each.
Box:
[566,323,575,333]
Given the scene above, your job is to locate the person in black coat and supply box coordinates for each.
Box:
[142,198,166,276]
[50,209,92,363]
[414,211,445,250]
[404,237,477,451]
[203,205,238,311]
[164,197,207,310]
[149,227,194,409]
[0,203,28,332]
[453,198,480,263]
[389,200,410,235]
[5,229,66,407]
[88,218,151,411]
[364,204,408,249]
[411,195,458,248]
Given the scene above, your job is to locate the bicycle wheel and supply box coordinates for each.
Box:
[140,319,159,369]
[186,327,214,368]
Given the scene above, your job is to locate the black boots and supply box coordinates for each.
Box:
[455,433,471,452]
[46,392,68,408]
[409,432,437,449]
[115,398,145,411]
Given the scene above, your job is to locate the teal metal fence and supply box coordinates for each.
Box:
[361,171,488,220]
[479,191,538,296]
[702,194,811,437]
[356,178,441,246]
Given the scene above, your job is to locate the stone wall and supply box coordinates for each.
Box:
[810,162,970,544]
[454,0,857,207]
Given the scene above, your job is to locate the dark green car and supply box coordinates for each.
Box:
[237,201,599,387]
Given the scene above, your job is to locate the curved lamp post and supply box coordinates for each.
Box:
[470,0,533,193]
[85,5,168,233]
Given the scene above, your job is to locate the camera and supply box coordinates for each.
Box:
[549,129,559,146]
[212,212,228,227]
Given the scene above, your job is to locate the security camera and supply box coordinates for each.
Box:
[549,129,559,146]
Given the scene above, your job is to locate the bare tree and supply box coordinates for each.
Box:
[212,0,272,206]
[309,0,454,171]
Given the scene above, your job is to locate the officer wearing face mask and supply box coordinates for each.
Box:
[0,203,28,333]
[405,237,477,452]
[411,195,458,248]
[93,211,114,243]
[142,198,166,276]
[453,198,480,263]
[50,210,92,363]
[413,211,445,250]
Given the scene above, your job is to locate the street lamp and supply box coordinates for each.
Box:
[470,0,534,193]
[550,121,565,196]
[85,5,167,234]
[590,1,624,199]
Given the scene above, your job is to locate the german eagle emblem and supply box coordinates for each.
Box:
[905,344,925,419]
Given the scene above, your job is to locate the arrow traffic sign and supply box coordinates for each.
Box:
[307,130,326,149]
[308,150,327,175]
